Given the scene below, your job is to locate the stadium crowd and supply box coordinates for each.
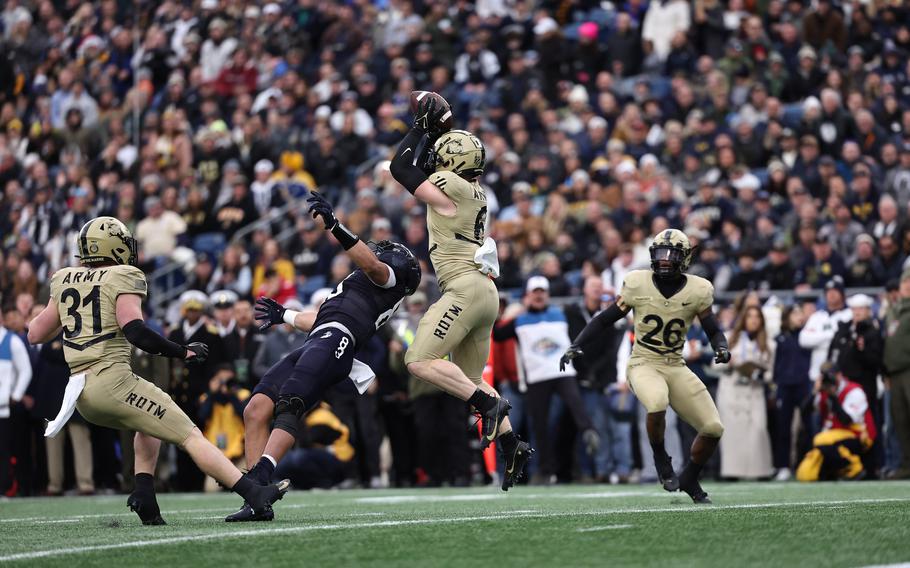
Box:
[2,0,910,494]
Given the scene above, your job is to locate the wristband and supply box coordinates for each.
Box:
[331,221,360,250]
[283,310,300,327]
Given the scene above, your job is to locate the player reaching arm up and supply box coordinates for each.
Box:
[561,229,729,504]
[388,93,534,491]
[27,217,289,525]
[225,193,423,521]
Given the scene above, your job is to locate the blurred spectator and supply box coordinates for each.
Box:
[884,270,910,479]
[566,276,631,483]
[273,402,355,490]
[796,363,875,481]
[800,276,852,382]
[135,196,187,264]
[252,299,308,381]
[199,364,249,492]
[771,305,813,481]
[718,305,774,479]
[0,306,32,496]
[38,331,94,496]
[493,276,596,484]
[168,290,224,491]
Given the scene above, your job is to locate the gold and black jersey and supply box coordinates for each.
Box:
[618,270,714,364]
[49,264,148,373]
[426,170,488,287]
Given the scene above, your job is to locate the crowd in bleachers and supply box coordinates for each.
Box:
[2,0,910,494]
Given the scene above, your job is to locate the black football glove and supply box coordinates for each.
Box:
[560,345,584,372]
[186,342,209,364]
[307,191,338,230]
[413,96,449,138]
[714,347,731,365]
[255,297,287,331]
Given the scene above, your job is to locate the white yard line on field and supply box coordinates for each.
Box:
[575,525,634,532]
[1,497,908,563]
[0,503,311,524]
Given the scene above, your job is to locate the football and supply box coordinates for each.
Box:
[409,90,454,130]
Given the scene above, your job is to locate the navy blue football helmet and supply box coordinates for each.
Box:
[373,240,422,295]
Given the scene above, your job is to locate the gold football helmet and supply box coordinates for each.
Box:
[432,129,485,179]
[75,216,138,266]
[649,228,692,278]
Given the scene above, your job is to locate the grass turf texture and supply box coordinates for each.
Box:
[1,482,909,567]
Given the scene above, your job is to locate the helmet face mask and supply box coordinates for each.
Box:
[431,130,485,179]
[76,217,138,267]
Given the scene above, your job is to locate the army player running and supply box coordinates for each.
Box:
[27,217,289,524]
[561,229,729,503]
[390,95,532,489]
[225,193,422,521]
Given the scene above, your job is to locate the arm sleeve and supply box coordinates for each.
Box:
[799,313,833,349]
[10,335,33,400]
[366,264,396,289]
[572,303,629,349]
[699,312,729,353]
[840,388,868,424]
[122,319,187,359]
[389,128,430,194]
[492,319,518,342]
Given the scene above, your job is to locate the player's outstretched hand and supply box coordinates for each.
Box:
[307,191,337,230]
[560,345,584,372]
[255,297,287,331]
[186,342,209,364]
[714,347,731,365]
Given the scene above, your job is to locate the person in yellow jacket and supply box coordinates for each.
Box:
[199,364,251,491]
[272,402,355,489]
[269,151,316,199]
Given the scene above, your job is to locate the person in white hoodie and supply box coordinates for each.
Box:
[799,276,852,382]
[0,309,33,495]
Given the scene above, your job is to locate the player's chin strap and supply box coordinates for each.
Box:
[390,128,431,195]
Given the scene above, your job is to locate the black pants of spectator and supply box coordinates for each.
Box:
[378,397,416,487]
[326,385,381,486]
[274,448,346,489]
[0,417,9,495]
[172,403,205,491]
[773,383,810,470]
[413,393,470,486]
[526,377,593,477]
[10,405,46,496]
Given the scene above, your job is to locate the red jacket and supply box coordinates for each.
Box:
[215,65,257,97]
[818,380,877,442]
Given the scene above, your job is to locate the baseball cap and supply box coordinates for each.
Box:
[254,159,274,174]
[526,276,550,293]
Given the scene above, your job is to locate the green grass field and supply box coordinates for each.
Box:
[1,481,909,567]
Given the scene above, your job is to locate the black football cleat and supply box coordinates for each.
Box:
[678,469,711,504]
[501,440,534,491]
[655,454,680,492]
[225,502,275,522]
[127,491,167,526]
[480,397,512,449]
[247,478,291,517]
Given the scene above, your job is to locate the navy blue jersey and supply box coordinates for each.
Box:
[313,266,408,346]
